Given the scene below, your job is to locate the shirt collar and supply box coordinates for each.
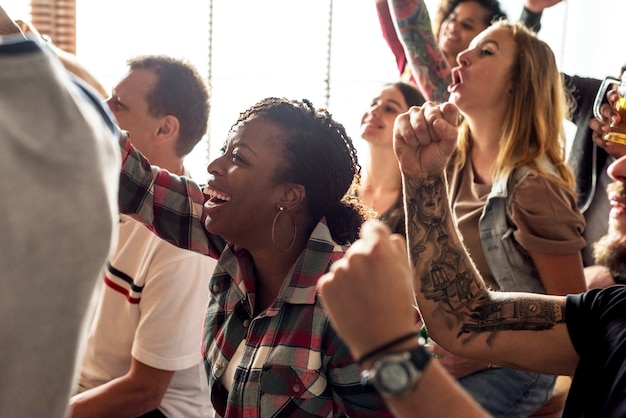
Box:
[211,218,346,311]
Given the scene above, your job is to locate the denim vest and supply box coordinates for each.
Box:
[478,159,559,294]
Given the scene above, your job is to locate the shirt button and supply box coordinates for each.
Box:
[242,319,250,328]
[292,383,301,393]
[211,283,221,293]
[214,361,223,372]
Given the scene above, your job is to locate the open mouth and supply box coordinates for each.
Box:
[610,196,626,210]
[609,190,626,218]
[448,67,463,92]
[203,185,231,207]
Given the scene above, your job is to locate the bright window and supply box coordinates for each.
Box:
[4,0,626,181]
[73,0,400,182]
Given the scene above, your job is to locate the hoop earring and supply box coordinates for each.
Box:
[271,206,297,252]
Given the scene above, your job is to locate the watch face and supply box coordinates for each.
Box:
[365,347,430,398]
[379,363,411,393]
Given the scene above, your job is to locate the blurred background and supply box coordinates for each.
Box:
[3,0,625,182]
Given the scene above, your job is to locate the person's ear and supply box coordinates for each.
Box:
[155,115,180,145]
[278,183,306,212]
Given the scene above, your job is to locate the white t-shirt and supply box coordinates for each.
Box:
[79,215,217,417]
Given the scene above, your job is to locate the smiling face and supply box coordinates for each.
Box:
[360,85,409,147]
[438,1,491,66]
[447,25,516,115]
[593,175,626,273]
[203,116,291,248]
[606,157,626,239]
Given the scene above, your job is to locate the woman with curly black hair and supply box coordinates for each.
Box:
[117,97,392,417]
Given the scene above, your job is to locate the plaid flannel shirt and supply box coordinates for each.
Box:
[118,135,392,417]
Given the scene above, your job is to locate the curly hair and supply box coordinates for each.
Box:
[433,0,508,41]
[227,98,372,245]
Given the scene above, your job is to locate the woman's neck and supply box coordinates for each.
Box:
[360,144,402,214]
[465,113,505,185]
[248,225,310,315]
[361,143,402,190]
[464,106,507,150]
[446,54,456,70]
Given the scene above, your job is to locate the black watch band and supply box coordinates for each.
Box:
[408,344,432,370]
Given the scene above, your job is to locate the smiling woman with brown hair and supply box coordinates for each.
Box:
[117,97,392,417]
[356,81,425,236]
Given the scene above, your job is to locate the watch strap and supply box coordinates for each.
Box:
[408,344,432,371]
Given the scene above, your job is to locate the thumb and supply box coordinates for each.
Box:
[440,102,460,127]
[435,102,460,156]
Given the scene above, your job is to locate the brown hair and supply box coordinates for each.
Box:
[454,21,575,188]
[128,55,210,157]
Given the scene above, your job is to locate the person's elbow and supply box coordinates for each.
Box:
[126,360,175,414]
[136,383,170,411]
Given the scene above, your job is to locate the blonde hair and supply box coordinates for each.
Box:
[454,20,575,189]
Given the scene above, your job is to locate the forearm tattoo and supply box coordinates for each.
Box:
[405,174,565,340]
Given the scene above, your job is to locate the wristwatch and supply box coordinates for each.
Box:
[360,345,432,398]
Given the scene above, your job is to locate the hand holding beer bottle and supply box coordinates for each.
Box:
[593,72,626,145]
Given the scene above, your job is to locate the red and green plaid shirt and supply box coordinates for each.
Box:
[118,135,392,417]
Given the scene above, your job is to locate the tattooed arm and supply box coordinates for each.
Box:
[319,220,490,418]
[388,0,451,102]
[394,102,580,376]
